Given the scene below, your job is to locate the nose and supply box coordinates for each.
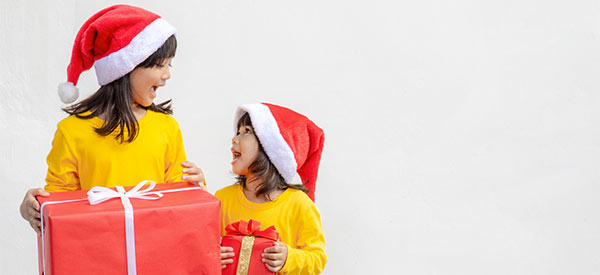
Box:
[161,66,171,80]
[232,135,239,144]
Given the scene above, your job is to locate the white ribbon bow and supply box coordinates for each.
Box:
[87,180,164,205]
[87,180,163,275]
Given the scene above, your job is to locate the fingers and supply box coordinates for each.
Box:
[20,190,42,220]
[30,188,50,197]
[265,264,283,272]
[221,258,234,269]
[220,246,235,269]
[263,257,285,272]
[28,206,41,220]
[221,246,234,253]
[182,175,206,190]
[20,188,47,234]
[182,166,203,175]
[262,242,287,272]
[181,161,206,188]
[29,219,41,235]
[25,188,46,211]
[263,242,286,253]
[220,247,235,259]
[262,251,285,261]
[180,161,196,168]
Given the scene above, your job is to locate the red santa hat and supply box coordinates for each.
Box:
[58,4,176,104]
[234,103,325,202]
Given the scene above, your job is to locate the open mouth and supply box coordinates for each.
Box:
[232,150,241,163]
[150,86,158,98]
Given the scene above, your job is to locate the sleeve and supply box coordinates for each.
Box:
[44,127,80,192]
[280,201,328,274]
[164,119,187,183]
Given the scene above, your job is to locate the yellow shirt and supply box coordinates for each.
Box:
[44,110,186,192]
[215,184,327,274]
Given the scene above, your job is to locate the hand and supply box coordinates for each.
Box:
[19,188,49,234]
[181,161,206,190]
[262,241,288,272]
[220,246,235,269]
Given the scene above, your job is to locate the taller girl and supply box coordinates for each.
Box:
[20,5,204,233]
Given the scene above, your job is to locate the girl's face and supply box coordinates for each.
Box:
[129,57,173,107]
[231,124,260,176]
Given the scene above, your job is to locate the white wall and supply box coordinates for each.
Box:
[1,0,599,274]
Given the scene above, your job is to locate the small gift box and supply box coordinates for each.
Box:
[221,219,279,275]
[37,181,221,275]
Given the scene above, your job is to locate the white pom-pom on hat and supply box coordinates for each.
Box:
[58,82,79,104]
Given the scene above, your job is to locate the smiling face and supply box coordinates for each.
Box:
[129,57,173,107]
[231,123,260,177]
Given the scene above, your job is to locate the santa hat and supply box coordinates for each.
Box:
[58,5,176,104]
[234,103,325,202]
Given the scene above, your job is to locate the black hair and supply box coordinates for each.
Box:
[235,113,309,201]
[62,35,177,143]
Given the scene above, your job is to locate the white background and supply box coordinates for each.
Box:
[1,1,599,274]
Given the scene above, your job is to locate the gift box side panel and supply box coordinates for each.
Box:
[134,192,222,275]
[48,204,129,275]
[248,238,276,275]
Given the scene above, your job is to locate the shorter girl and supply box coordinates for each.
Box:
[216,103,327,274]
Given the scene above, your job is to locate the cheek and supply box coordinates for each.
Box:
[242,140,260,162]
[248,145,260,163]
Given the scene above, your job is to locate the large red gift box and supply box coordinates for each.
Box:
[36,181,221,275]
[221,219,279,275]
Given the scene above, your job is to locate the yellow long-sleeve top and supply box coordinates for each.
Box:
[44,110,186,192]
[215,184,327,274]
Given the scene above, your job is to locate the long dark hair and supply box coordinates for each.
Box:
[62,35,177,143]
[235,113,309,201]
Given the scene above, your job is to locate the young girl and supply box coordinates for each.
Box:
[217,103,327,274]
[19,5,205,234]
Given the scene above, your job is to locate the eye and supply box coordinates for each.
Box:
[245,128,252,134]
[168,64,173,68]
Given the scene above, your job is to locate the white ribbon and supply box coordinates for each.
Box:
[40,181,203,275]
[86,180,163,275]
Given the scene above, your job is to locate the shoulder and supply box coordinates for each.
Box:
[144,111,181,134]
[56,115,96,136]
[57,114,84,128]
[147,110,179,125]
[281,188,315,209]
[215,184,240,200]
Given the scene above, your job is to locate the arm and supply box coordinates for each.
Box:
[164,120,187,183]
[265,203,328,274]
[21,127,79,233]
[44,127,80,192]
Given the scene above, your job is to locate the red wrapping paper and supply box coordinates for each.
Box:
[36,182,221,275]
[221,220,279,275]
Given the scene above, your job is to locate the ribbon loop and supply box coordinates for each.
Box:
[87,180,163,205]
[225,219,279,241]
